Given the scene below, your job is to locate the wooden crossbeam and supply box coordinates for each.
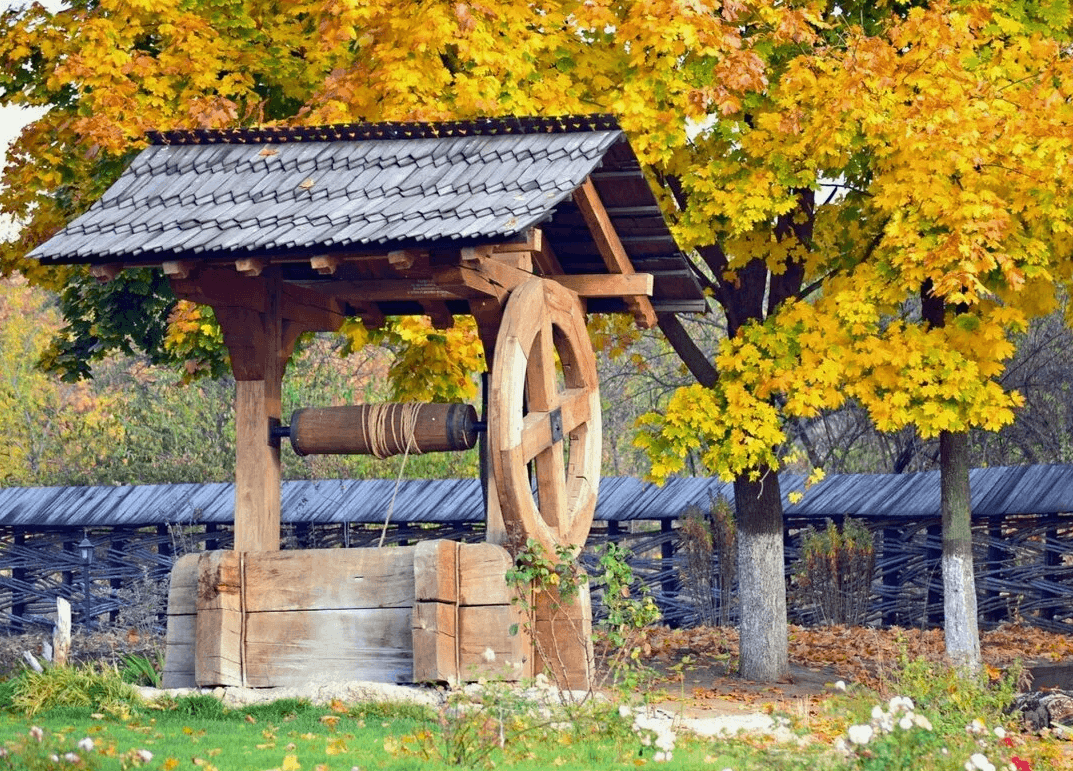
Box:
[89,263,123,283]
[572,179,658,328]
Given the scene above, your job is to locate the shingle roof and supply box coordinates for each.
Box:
[3,465,1072,529]
[31,115,706,314]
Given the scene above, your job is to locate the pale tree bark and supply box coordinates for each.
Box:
[940,430,981,672]
[734,469,789,681]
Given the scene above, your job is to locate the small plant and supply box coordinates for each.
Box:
[592,542,661,689]
[11,662,142,718]
[793,517,875,626]
[119,653,163,688]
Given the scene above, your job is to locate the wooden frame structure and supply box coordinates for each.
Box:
[32,115,706,689]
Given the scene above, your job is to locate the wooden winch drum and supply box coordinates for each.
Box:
[289,403,479,457]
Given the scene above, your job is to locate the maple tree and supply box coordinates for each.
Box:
[4,0,1073,679]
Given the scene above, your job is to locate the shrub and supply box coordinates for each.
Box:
[793,518,875,626]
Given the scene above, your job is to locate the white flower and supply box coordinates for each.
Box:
[848,724,874,745]
[914,714,934,731]
[871,705,886,720]
[654,751,670,762]
[619,705,632,718]
[993,726,1006,740]
[63,752,80,763]
[77,737,94,752]
[968,753,995,771]
[136,749,153,763]
[889,696,915,713]
[834,680,847,691]
[967,718,988,735]
[899,714,914,731]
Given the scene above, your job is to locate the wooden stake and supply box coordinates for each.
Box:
[53,597,71,667]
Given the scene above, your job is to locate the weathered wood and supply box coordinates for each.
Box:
[289,403,478,457]
[243,547,416,611]
[235,258,266,277]
[412,601,457,682]
[532,582,593,691]
[414,540,458,603]
[195,551,244,686]
[53,597,71,667]
[490,278,601,554]
[234,380,281,552]
[572,178,657,328]
[457,543,515,606]
[89,263,122,283]
[162,553,199,688]
[244,608,413,686]
[553,273,653,298]
[459,604,531,680]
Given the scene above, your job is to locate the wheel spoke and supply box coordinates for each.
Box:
[559,387,591,435]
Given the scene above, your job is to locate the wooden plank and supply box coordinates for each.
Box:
[163,553,200,687]
[243,548,416,611]
[412,601,457,683]
[166,553,200,616]
[458,604,531,680]
[244,608,413,686]
[572,178,657,328]
[53,598,70,667]
[414,540,457,603]
[195,551,244,687]
[553,273,654,298]
[457,543,514,606]
[162,615,197,688]
[532,582,593,690]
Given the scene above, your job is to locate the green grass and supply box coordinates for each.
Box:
[0,657,1062,771]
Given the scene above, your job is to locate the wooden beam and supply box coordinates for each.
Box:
[170,268,344,332]
[90,263,123,283]
[162,260,196,280]
[330,278,455,303]
[388,249,423,271]
[552,272,653,298]
[422,300,454,330]
[494,229,561,275]
[235,258,266,277]
[310,255,342,275]
[573,178,658,328]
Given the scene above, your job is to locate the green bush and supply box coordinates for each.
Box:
[12,663,142,718]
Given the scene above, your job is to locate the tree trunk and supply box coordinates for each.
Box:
[734,468,789,681]
[940,430,981,672]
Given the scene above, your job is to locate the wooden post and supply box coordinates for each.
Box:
[217,269,287,553]
[53,597,71,667]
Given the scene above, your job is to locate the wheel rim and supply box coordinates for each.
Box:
[489,278,601,554]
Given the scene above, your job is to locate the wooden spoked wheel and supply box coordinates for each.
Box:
[489,277,601,555]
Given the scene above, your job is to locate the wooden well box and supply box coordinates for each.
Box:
[163,540,543,688]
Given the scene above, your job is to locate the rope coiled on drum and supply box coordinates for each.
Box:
[371,403,423,547]
[360,402,425,459]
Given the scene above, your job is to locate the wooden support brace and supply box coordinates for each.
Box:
[573,178,658,328]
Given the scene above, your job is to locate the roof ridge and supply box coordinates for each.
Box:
[148,114,621,146]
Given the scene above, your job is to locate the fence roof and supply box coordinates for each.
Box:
[1,465,1072,528]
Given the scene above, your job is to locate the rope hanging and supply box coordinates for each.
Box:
[377,403,423,548]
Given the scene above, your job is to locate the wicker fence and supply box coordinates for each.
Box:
[2,509,1071,635]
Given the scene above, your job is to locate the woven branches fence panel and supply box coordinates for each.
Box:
[2,513,1071,634]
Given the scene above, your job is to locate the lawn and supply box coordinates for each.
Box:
[1,655,1068,771]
